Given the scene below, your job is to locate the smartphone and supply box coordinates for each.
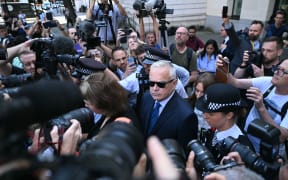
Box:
[46,12,53,21]
[222,6,228,18]
[215,57,229,83]
[43,20,57,28]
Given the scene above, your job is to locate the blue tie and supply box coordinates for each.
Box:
[148,102,161,134]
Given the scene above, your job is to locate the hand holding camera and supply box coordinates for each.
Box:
[50,119,82,155]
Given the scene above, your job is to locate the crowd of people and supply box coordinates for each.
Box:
[0,0,288,179]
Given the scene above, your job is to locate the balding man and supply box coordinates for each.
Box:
[169,27,198,87]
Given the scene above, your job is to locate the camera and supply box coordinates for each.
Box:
[43,108,94,143]
[76,20,101,50]
[133,0,173,19]
[187,139,240,177]
[218,136,281,179]
[119,28,133,44]
[0,73,32,88]
[247,51,263,68]
[98,0,113,15]
[76,122,144,180]
[247,119,281,162]
[162,139,186,170]
[43,20,57,29]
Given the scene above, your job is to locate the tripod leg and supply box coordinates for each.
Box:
[107,16,116,45]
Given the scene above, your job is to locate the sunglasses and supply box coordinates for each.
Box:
[148,79,174,88]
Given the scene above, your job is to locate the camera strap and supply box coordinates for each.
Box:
[263,85,288,120]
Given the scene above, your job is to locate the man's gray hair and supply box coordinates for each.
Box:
[151,60,176,80]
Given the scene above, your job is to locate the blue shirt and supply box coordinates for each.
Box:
[197,54,217,73]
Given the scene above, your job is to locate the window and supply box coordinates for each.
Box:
[231,0,242,20]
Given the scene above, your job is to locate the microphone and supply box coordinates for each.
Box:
[52,36,75,55]
[0,80,84,131]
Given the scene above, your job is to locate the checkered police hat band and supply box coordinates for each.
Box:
[207,100,241,111]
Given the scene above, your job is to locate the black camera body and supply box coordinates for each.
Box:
[76,20,101,50]
[98,0,113,15]
[133,0,173,19]
[43,108,94,142]
[218,136,281,179]
[0,73,32,88]
[187,139,240,177]
[247,51,263,68]
[247,119,281,162]
[119,28,133,44]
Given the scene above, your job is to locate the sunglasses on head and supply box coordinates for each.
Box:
[148,79,174,88]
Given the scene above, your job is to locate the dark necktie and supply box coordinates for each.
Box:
[148,102,161,134]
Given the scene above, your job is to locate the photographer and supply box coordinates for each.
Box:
[234,36,283,78]
[86,0,127,44]
[217,57,288,157]
[119,45,189,108]
[0,39,44,86]
[138,13,161,49]
[230,20,264,74]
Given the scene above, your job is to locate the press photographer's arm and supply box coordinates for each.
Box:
[217,57,288,143]
[0,39,34,76]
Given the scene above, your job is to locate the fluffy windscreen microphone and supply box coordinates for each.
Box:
[52,36,75,55]
[0,80,84,130]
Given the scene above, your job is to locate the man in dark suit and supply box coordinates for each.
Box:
[137,60,198,148]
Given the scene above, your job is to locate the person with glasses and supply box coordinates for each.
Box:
[137,60,198,149]
[217,57,288,157]
[119,45,189,108]
[110,46,141,80]
[169,26,198,93]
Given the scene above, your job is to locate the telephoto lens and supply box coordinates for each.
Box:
[78,122,144,180]
[187,139,217,175]
[162,139,186,170]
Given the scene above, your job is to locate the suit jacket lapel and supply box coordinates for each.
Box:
[144,95,155,134]
[150,93,178,134]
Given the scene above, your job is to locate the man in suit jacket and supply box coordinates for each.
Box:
[138,60,198,148]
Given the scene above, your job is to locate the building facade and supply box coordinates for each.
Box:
[123,0,288,33]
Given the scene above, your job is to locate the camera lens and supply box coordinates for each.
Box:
[187,139,217,172]
[79,122,144,179]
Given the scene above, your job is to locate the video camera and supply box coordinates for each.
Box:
[0,73,32,88]
[133,0,174,19]
[76,20,102,50]
[218,136,281,179]
[98,0,113,15]
[187,139,240,177]
[30,36,105,79]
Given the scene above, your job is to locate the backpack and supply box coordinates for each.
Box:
[169,43,193,70]
[263,85,288,120]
